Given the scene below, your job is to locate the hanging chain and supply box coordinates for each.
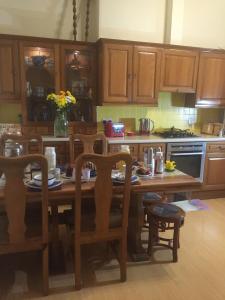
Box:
[85,0,91,41]
[73,0,77,41]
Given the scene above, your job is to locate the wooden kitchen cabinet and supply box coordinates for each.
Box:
[139,143,166,161]
[60,43,97,122]
[19,40,60,124]
[0,39,21,101]
[204,142,225,189]
[196,52,225,107]
[133,46,161,104]
[160,49,199,93]
[99,40,161,105]
[100,43,133,103]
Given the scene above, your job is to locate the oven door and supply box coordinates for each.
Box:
[168,151,204,181]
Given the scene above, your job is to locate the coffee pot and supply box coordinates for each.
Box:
[139,118,154,135]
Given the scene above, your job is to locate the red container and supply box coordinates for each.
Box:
[103,121,125,137]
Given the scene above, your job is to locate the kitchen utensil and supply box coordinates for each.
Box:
[139,118,154,135]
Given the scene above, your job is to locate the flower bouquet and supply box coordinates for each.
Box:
[47,90,76,137]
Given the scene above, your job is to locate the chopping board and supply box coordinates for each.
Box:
[119,118,136,133]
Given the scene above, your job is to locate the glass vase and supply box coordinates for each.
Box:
[54,109,68,137]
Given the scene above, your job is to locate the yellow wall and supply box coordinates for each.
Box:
[99,0,165,42]
[97,93,224,133]
[0,0,99,41]
[171,0,225,48]
[0,103,21,123]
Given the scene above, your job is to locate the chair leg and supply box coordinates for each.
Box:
[148,218,155,256]
[42,246,49,296]
[75,242,82,290]
[119,238,127,282]
[172,223,179,262]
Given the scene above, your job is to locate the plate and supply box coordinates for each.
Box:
[112,175,139,184]
[137,173,152,179]
[25,180,62,191]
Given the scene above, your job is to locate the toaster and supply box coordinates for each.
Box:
[103,120,125,137]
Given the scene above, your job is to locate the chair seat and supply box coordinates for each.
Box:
[142,192,162,206]
[63,208,122,229]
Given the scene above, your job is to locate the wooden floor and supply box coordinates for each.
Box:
[1,198,225,300]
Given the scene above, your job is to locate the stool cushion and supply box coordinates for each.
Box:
[143,192,162,202]
[149,203,185,223]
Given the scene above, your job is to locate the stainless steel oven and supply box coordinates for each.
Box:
[166,142,206,182]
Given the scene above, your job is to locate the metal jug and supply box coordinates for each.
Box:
[139,118,154,135]
[5,141,23,157]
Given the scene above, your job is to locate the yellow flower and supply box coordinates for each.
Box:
[46,90,76,110]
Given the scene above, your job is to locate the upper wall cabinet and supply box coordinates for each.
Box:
[60,44,96,122]
[99,41,161,105]
[19,40,60,123]
[160,49,199,93]
[196,52,225,107]
[0,39,21,101]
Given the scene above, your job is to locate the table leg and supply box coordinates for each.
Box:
[128,192,149,261]
[50,204,65,273]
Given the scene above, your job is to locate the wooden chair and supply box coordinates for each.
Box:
[0,154,49,295]
[69,133,108,164]
[0,133,43,156]
[74,152,132,290]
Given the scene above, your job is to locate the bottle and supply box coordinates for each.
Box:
[155,147,164,174]
[45,147,56,171]
[148,147,155,176]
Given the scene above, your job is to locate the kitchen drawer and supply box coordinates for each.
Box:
[207,143,225,153]
[139,143,166,161]
[108,143,138,159]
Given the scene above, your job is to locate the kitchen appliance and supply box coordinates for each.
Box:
[155,127,198,138]
[166,142,206,182]
[103,120,125,137]
[139,118,154,135]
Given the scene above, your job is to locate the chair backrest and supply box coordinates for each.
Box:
[0,133,43,156]
[75,153,132,239]
[69,133,108,163]
[0,155,48,252]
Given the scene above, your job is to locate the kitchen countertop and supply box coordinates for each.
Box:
[42,135,225,144]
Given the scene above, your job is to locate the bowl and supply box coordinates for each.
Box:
[33,173,56,186]
[31,55,47,66]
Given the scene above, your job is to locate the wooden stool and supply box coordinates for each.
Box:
[146,203,185,262]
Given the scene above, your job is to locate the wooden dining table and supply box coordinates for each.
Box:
[0,169,201,262]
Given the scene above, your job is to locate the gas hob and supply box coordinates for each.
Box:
[154,127,198,138]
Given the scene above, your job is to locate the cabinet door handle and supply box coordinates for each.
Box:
[128,74,132,80]
[219,146,225,151]
[209,158,225,161]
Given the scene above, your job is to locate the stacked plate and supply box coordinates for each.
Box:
[111,172,139,184]
[25,173,62,191]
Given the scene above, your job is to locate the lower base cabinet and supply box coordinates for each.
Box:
[203,143,225,190]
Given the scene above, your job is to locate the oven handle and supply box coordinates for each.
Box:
[170,152,204,156]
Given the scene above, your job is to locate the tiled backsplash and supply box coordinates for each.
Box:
[97,93,224,133]
[0,93,224,134]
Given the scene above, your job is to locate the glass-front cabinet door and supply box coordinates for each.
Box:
[60,44,96,122]
[20,41,60,123]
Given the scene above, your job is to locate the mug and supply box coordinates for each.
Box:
[82,168,91,181]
